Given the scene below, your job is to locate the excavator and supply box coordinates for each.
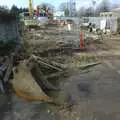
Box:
[28,0,33,16]
[19,0,53,28]
[19,0,37,29]
[16,1,58,101]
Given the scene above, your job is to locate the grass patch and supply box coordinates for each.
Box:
[73,53,98,64]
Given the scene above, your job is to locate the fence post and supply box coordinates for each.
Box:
[80,31,85,50]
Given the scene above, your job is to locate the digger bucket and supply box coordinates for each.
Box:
[12,61,52,101]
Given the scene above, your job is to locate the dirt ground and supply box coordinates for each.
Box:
[1,24,120,120]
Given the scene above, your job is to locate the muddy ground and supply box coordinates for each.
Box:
[1,24,120,120]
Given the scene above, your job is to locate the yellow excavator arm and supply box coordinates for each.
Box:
[28,0,33,16]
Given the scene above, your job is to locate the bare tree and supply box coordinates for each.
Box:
[77,7,94,17]
[98,0,110,12]
[59,3,67,11]
[39,3,55,13]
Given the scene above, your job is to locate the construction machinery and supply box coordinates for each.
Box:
[19,0,37,29]
[19,0,54,29]
[19,12,37,29]
[28,0,33,16]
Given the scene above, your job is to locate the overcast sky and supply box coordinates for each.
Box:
[0,0,120,10]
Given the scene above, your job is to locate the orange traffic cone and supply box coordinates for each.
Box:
[80,32,85,50]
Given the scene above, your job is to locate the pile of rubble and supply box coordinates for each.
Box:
[0,24,100,107]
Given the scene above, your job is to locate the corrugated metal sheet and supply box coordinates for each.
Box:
[0,20,19,42]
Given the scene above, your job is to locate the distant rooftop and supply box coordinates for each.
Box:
[111,7,120,12]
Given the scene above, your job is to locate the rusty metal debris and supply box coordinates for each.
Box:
[12,61,52,101]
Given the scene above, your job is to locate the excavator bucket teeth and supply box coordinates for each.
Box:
[12,61,51,101]
[30,62,59,91]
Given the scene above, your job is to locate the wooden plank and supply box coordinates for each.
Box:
[31,62,58,91]
[31,55,63,72]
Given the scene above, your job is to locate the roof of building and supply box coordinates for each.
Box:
[111,7,120,12]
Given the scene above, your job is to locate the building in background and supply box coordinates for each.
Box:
[53,11,65,20]
[99,7,120,33]
[100,7,120,18]
[54,11,65,17]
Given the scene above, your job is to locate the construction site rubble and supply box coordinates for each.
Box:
[0,21,101,108]
[1,1,120,120]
